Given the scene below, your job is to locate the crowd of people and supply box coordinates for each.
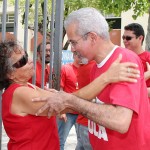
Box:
[0,7,150,150]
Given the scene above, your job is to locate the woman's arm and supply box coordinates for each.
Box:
[11,86,53,116]
[73,55,140,100]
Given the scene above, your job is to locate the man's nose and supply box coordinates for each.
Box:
[71,46,76,52]
[46,49,50,54]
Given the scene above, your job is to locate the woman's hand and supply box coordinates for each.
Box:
[103,54,140,83]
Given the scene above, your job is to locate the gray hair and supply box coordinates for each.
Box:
[64,7,110,40]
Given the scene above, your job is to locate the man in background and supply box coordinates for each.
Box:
[123,23,150,98]
[29,42,51,87]
[57,52,80,150]
[75,60,95,150]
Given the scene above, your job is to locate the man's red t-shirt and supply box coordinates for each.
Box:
[28,61,50,88]
[89,47,150,150]
[138,51,150,87]
[61,63,78,93]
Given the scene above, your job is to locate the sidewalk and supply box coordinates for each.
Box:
[2,125,77,150]
[65,126,77,150]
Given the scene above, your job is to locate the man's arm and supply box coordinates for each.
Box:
[144,62,150,81]
[65,93,133,134]
[147,87,150,97]
[32,54,139,118]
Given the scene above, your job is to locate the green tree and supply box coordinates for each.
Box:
[5,0,150,50]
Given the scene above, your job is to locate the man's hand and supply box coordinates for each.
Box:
[58,113,67,122]
[32,91,73,118]
[104,54,140,83]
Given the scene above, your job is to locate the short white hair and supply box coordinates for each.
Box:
[64,7,110,40]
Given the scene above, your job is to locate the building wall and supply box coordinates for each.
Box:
[121,9,149,49]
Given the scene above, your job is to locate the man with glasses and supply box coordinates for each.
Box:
[33,8,150,150]
[123,23,150,98]
[29,42,51,88]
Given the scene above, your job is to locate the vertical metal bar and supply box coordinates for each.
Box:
[53,0,64,90]
[24,0,30,51]
[32,0,39,85]
[14,0,19,38]
[41,0,48,89]
[49,0,55,88]
[1,2,7,149]
[2,0,7,41]
[0,91,2,150]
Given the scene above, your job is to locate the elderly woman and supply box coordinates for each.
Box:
[0,40,60,150]
[0,40,139,150]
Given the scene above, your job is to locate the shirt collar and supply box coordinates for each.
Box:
[97,45,118,68]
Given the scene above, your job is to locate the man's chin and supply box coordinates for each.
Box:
[125,45,130,49]
[45,61,50,64]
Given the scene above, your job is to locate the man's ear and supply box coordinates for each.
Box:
[89,32,98,43]
[139,35,144,43]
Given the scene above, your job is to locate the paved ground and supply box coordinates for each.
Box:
[1,124,77,150]
[64,126,77,150]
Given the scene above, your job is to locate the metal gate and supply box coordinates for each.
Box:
[0,0,64,149]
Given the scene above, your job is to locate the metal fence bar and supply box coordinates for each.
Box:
[24,0,30,51]
[32,0,39,85]
[1,0,7,41]
[0,1,7,149]
[0,0,64,149]
[0,91,2,150]
[53,0,64,90]
[14,0,19,38]
[41,0,48,89]
[49,0,55,88]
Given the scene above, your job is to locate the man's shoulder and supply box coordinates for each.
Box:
[36,61,42,67]
[115,46,139,60]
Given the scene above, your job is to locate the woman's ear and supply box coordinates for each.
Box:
[7,71,15,80]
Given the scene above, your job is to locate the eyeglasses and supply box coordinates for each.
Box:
[68,32,90,48]
[122,35,134,41]
[12,51,28,68]
[40,49,50,53]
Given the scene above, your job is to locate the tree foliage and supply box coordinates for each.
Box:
[4,0,150,49]
[7,0,150,25]
[63,0,150,18]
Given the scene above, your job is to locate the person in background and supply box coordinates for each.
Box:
[57,52,80,150]
[28,42,51,87]
[33,7,150,150]
[75,60,95,150]
[0,40,60,150]
[123,23,150,98]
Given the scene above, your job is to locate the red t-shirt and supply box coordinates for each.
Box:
[28,61,50,88]
[89,47,150,150]
[61,63,78,114]
[2,83,60,150]
[76,61,95,126]
[138,51,150,87]
[60,63,78,93]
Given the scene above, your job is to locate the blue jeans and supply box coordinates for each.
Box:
[57,113,78,150]
[75,123,93,150]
